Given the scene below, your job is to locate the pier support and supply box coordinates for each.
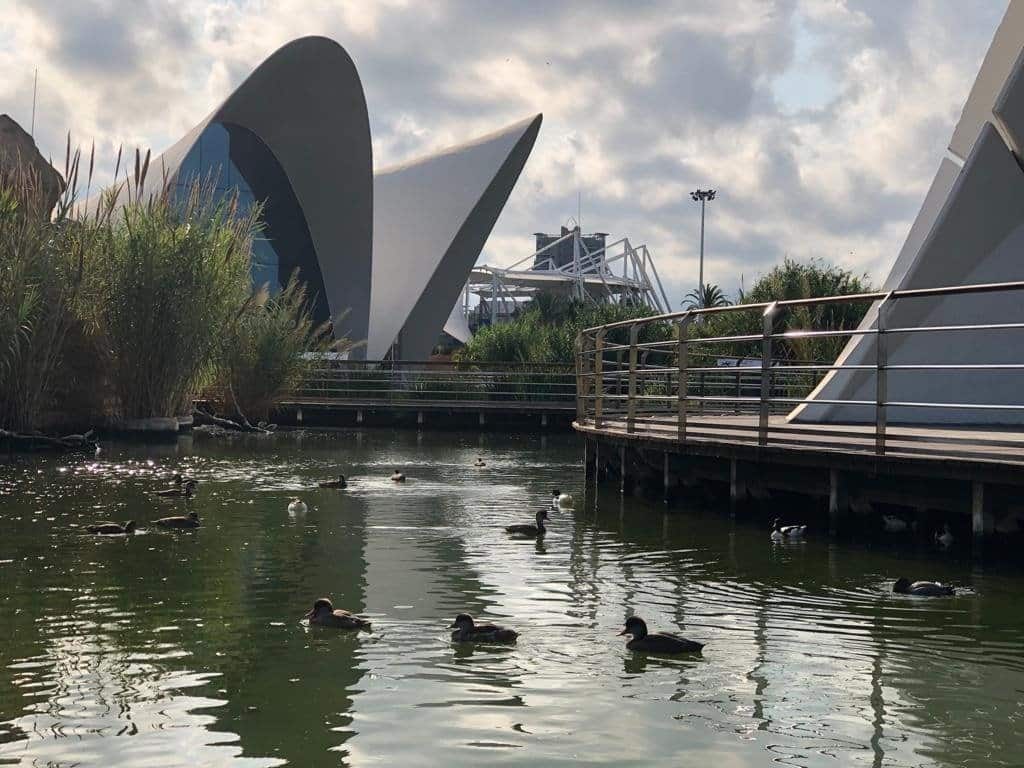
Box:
[620,445,626,494]
[417,411,424,426]
[663,453,670,502]
[296,407,303,424]
[356,410,363,424]
[729,459,746,515]
[479,412,486,426]
[541,413,548,428]
[829,469,848,536]
[972,481,993,548]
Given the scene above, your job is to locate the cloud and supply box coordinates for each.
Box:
[0,0,1008,308]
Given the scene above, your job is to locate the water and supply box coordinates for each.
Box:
[1,430,1022,767]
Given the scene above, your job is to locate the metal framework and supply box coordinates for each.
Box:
[575,279,1024,465]
[463,223,671,327]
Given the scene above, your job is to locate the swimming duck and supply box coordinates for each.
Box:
[288,498,308,514]
[155,511,200,529]
[391,469,406,482]
[771,518,807,542]
[619,616,704,654]
[86,520,136,535]
[318,475,347,489]
[474,457,486,467]
[449,613,518,644]
[935,523,954,548]
[304,598,372,630]
[156,477,197,498]
[892,577,955,597]
[505,510,548,538]
[551,489,573,508]
[882,514,910,533]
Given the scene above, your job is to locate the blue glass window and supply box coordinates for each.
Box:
[174,122,329,324]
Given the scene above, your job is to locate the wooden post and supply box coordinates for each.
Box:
[357,409,363,424]
[663,452,670,503]
[972,481,992,549]
[759,303,777,447]
[627,324,640,434]
[594,330,605,429]
[417,411,424,426]
[620,444,626,494]
[729,458,741,515]
[829,468,847,536]
[296,407,303,424]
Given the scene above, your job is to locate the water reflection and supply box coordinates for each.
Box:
[1,431,1023,766]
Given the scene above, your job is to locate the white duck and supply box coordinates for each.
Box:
[288,498,308,515]
[771,517,807,542]
[935,523,954,548]
[551,489,573,509]
[882,515,909,533]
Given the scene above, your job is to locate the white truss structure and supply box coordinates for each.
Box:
[460,223,670,328]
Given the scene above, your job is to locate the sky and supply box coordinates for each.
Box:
[0,0,1009,309]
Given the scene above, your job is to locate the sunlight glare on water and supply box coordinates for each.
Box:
[1,430,1022,767]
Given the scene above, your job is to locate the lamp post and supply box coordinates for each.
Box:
[690,188,716,304]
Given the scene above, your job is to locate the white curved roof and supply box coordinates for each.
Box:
[367,115,542,360]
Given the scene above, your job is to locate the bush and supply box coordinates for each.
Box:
[216,275,354,423]
[88,174,257,420]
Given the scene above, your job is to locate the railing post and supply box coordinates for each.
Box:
[575,332,587,423]
[626,324,640,433]
[676,312,693,442]
[593,329,606,429]
[759,303,777,447]
[875,293,893,455]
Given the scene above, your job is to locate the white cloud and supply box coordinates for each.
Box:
[0,0,1008,308]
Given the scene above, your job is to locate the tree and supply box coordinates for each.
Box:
[683,283,730,310]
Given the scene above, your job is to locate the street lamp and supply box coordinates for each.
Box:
[690,188,716,304]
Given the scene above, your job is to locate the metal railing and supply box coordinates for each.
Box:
[575,280,1024,464]
[290,360,576,409]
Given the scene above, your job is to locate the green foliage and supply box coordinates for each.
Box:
[458,298,672,364]
[692,257,874,364]
[683,283,730,310]
[88,177,256,420]
[0,153,99,431]
[217,275,354,422]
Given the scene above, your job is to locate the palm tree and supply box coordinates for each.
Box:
[683,283,730,310]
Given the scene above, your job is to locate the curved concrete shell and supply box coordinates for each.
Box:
[139,36,374,350]
[93,36,541,362]
[367,115,542,360]
[793,1,1024,425]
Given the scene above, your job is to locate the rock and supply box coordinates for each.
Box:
[0,114,65,218]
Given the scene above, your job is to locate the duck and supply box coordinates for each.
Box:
[551,489,573,509]
[86,520,136,535]
[391,469,406,482]
[318,475,347,489]
[449,613,518,644]
[892,577,956,597]
[474,457,486,467]
[771,518,807,542]
[882,514,910,533]
[304,598,372,630]
[156,477,197,498]
[935,523,954,548]
[505,510,548,538]
[154,511,200,529]
[288,498,308,514]
[619,616,704,654]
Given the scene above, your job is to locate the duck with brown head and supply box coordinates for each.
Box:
[448,613,518,644]
[86,520,136,535]
[304,598,371,630]
[505,510,548,538]
[154,511,200,529]
[619,616,704,654]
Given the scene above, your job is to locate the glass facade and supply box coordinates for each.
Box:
[175,122,330,324]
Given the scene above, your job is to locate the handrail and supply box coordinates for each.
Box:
[575,279,1024,461]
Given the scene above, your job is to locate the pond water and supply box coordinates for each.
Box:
[0,430,1022,767]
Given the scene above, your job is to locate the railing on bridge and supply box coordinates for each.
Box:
[290,360,576,410]
[575,280,1024,463]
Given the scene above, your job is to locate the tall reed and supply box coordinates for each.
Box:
[216,273,355,423]
[88,160,258,420]
[0,144,102,431]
